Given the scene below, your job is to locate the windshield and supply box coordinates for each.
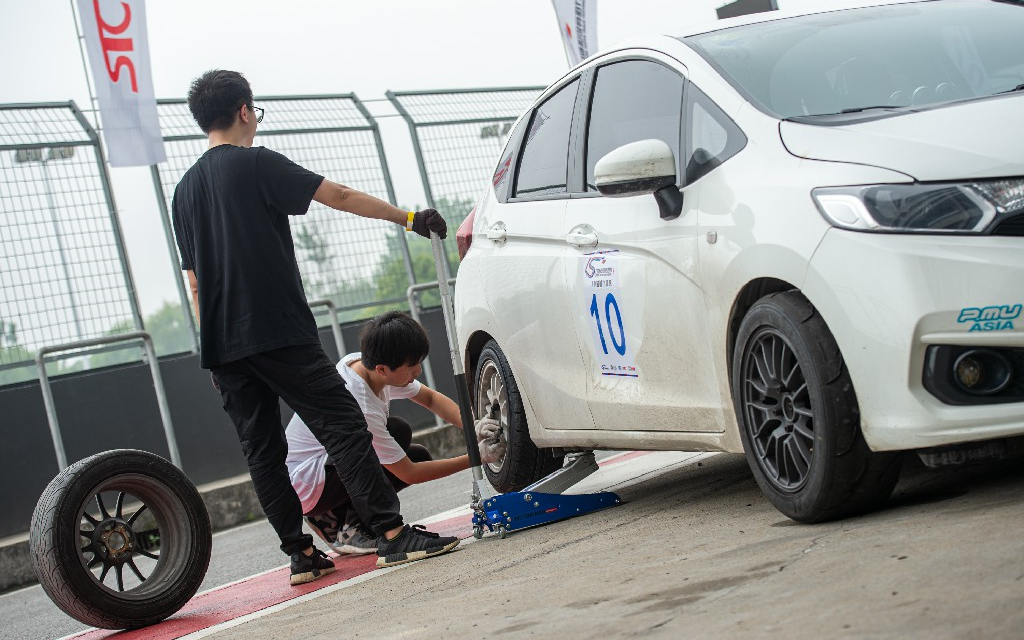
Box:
[683,0,1024,120]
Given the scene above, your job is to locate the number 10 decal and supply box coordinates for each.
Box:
[590,292,626,356]
[580,250,638,378]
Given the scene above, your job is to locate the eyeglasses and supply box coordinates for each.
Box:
[249,104,264,124]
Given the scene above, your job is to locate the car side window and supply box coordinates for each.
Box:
[492,117,527,201]
[684,84,747,184]
[585,60,684,191]
[513,79,580,198]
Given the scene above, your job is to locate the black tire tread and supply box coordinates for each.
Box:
[30,449,212,630]
[477,341,565,493]
[735,291,903,523]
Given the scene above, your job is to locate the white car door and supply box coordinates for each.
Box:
[563,57,726,433]
[480,77,597,433]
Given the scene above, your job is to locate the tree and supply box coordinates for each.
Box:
[0,319,81,386]
[0,320,37,386]
[354,195,472,319]
[86,302,194,370]
[294,220,333,299]
[293,195,473,325]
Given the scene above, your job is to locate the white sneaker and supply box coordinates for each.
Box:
[335,524,378,555]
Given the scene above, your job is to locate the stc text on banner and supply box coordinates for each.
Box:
[76,0,165,167]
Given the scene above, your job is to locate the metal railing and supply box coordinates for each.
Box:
[36,332,180,471]
[308,299,346,358]
[1,87,546,478]
[386,87,542,275]
[150,94,419,347]
[0,102,143,380]
[407,278,456,428]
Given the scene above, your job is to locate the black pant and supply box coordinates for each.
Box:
[210,344,403,555]
[308,416,432,526]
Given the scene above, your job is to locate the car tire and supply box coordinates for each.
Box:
[30,449,213,630]
[732,291,903,523]
[474,340,565,493]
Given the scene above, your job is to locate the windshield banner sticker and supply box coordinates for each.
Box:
[957,304,1021,332]
[580,250,638,378]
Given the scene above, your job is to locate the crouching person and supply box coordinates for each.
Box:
[285,311,504,565]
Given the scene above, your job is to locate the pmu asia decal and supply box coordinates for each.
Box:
[957,304,1022,332]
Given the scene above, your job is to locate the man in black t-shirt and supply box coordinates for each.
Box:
[172,69,459,585]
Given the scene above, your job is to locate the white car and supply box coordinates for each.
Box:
[453,0,1024,522]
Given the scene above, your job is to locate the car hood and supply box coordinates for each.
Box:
[779,96,1024,181]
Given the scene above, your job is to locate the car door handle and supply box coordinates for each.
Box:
[565,230,598,248]
[486,223,507,243]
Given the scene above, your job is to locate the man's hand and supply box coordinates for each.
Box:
[412,208,447,239]
[475,418,506,464]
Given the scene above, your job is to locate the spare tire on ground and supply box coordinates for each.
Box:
[30,449,212,630]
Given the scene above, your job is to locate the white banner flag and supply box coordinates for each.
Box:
[76,0,165,167]
[551,0,598,68]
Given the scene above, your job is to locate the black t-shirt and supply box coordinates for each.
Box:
[172,145,325,367]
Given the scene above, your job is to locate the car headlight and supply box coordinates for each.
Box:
[812,179,1024,233]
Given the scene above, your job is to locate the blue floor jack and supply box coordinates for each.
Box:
[429,234,620,539]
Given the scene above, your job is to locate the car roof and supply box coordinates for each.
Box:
[580,0,935,64]
[669,0,932,40]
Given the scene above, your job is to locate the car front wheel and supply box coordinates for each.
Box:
[732,291,903,523]
[474,340,564,493]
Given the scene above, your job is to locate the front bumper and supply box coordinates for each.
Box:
[803,229,1024,451]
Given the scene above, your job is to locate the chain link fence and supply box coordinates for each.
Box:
[386,87,542,275]
[151,95,416,337]
[0,88,543,387]
[0,102,141,385]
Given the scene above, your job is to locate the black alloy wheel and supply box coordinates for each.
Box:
[732,291,903,523]
[31,449,212,629]
[739,326,815,492]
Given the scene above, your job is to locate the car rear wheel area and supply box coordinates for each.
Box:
[474,340,565,493]
[732,291,904,523]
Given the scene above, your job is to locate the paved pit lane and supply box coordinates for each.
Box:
[10,449,1024,640]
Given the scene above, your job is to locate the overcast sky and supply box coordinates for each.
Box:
[0,0,882,316]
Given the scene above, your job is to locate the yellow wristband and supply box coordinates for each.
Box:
[405,211,415,232]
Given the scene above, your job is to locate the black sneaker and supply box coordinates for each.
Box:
[290,548,336,585]
[376,524,460,568]
[305,513,340,546]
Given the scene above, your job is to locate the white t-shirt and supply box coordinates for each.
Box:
[285,352,422,513]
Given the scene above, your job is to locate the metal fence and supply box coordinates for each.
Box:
[150,95,416,339]
[0,88,542,388]
[386,87,542,273]
[0,102,141,381]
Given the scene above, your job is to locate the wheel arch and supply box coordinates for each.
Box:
[464,329,495,395]
[726,277,798,388]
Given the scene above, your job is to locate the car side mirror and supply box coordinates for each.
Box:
[594,139,683,221]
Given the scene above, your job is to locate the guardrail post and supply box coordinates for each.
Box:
[406,279,456,429]
[36,332,182,471]
[308,299,346,359]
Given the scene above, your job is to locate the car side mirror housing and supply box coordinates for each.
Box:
[594,139,683,220]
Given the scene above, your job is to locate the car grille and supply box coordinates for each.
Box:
[992,213,1024,236]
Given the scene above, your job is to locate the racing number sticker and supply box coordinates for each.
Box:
[580,250,638,378]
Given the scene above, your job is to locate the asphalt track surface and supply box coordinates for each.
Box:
[1,468,475,640]
[6,450,1024,640]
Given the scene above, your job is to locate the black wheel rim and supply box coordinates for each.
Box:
[475,358,508,474]
[77,474,191,599]
[740,328,815,492]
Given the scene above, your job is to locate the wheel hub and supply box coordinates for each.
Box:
[477,360,509,474]
[91,519,136,564]
[782,395,796,424]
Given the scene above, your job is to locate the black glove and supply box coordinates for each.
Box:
[411,208,447,239]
